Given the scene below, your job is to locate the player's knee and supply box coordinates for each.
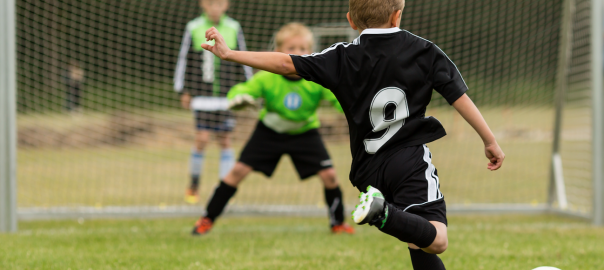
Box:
[230,163,251,179]
[218,139,231,149]
[426,237,448,254]
[194,142,206,152]
[318,168,338,188]
[216,133,231,149]
[195,135,209,151]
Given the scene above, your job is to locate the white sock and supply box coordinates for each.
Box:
[190,149,204,178]
[219,149,235,179]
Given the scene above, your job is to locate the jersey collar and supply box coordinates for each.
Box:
[360,27,402,35]
[352,28,402,45]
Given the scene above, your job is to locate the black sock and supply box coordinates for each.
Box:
[191,175,200,188]
[376,202,437,248]
[205,181,237,222]
[409,248,446,270]
[324,186,344,226]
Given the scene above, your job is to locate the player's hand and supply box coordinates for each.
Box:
[484,142,505,171]
[202,27,232,60]
[228,94,256,111]
[180,93,191,110]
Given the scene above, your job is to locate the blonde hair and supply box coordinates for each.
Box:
[349,0,404,30]
[200,0,228,4]
[275,23,314,50]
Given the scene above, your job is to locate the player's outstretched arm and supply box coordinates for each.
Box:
[201,27,297,76]
[452,94,505,171]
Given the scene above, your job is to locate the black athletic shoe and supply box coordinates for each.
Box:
[352,185,386,226]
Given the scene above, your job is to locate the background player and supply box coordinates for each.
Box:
[192,23,354,235]
[198,0,506,269]
[174,0,252,204]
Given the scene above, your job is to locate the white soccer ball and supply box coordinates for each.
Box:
[532,267,561,270]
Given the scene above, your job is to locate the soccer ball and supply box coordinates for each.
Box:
[532,267,561,270]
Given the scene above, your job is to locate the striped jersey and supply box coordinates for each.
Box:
[174,14,252,108]
[290,28,468,186]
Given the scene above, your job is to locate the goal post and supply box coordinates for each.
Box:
[551,0,604,225]
[549,0,575,212]
[591,0,604,226]
[0,0,18,233]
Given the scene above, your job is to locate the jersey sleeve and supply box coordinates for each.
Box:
[432,45,468,105]
[174,29,192,93]
[321,86,343,113]
[290,44,344,90]
[227,72,265,100]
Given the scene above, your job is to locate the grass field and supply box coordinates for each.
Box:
[1,215,603,270]
[16,107,563,209]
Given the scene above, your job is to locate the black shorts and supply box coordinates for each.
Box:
[194,110,235,132]
[239,121,333,179]
[356,144,447,225]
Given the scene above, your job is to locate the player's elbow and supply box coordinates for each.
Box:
[277,62,297,76]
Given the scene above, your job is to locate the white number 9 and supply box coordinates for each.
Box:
[364,87,409,154]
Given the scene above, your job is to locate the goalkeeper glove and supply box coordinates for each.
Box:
[228,94,256,110]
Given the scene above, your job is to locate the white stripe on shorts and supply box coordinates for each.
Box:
[422,144,443,202]
[403,145,443,212]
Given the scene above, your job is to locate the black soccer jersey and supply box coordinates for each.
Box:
[290,28,468,186]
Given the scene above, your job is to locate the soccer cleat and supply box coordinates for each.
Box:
[184,186,200,204]
[191,217,213,235]
[352,185,386,225]
[331,223,355,234]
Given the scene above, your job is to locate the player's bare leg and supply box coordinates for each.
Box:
[317,168,339,189]
[222,162,253,187]
[353,186,447,269]
[185,130,211,204]
[407,222,448,270]
[192,162,252,235]
[408,221,448,254]
[318,168,354,234]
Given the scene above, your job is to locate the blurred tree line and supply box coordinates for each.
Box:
[16,0,561,113]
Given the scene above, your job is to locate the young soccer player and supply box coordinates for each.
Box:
[192,23,354,235]
[174,0,252,204]
[199,0,505,269]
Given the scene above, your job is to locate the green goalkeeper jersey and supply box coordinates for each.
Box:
[228,71,343,134]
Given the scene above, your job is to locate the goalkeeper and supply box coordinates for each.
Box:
[192,23,354,235]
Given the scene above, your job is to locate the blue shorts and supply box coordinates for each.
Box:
[194,110,235,132]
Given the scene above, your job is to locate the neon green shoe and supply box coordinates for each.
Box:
[351,185,386,225]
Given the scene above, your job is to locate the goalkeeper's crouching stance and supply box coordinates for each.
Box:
[192,23,354,235]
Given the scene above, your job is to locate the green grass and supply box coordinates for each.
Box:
[1,215,603,269]
[17,141,551,208]
[16,106,562,208]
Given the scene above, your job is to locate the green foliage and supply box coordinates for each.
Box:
[16,0,560,113]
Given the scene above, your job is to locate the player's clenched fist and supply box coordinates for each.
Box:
[485,143,505,171]
[201,27,232,60]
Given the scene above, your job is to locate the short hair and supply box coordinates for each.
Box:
[349,0,404,30]
[275,23,314,50]
[200,0,228,4]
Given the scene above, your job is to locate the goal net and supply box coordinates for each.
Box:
[13,0,595,219]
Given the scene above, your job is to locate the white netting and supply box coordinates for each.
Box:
[15,0,579,217]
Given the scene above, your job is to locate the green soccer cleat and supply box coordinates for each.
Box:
[352,185,386,225]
